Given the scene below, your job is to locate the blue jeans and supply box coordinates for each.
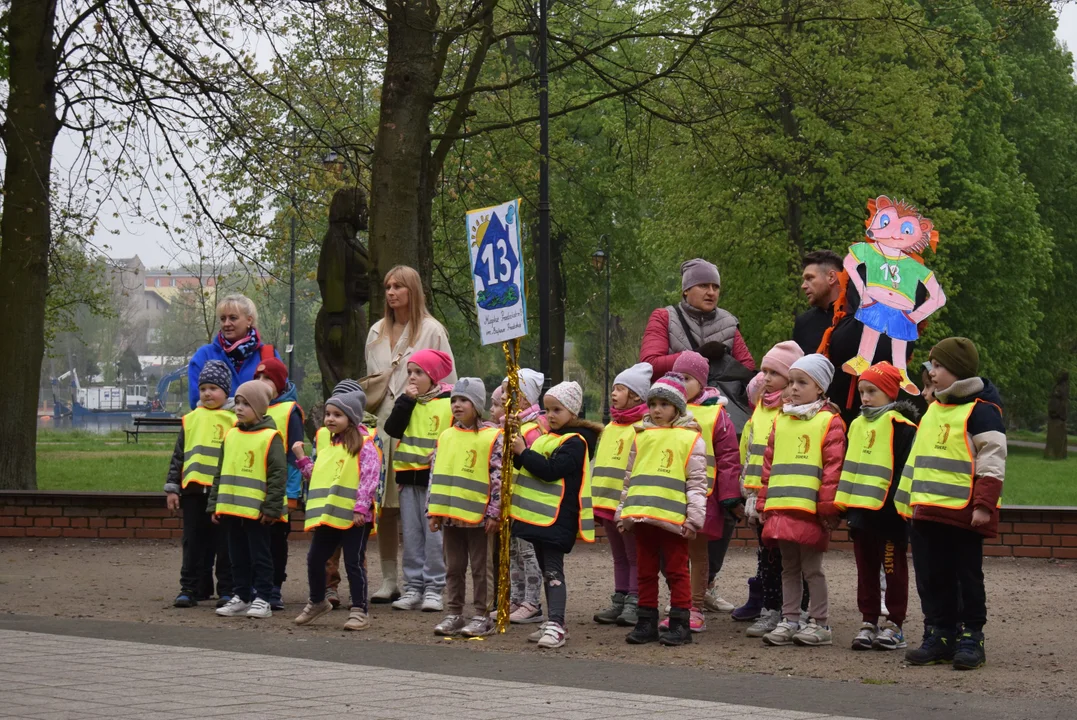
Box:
[223,516,273,603]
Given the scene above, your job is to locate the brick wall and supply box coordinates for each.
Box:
[2,491,1076,559]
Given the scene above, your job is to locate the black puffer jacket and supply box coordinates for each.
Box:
[512,423,600,553]
[845,401,919,542]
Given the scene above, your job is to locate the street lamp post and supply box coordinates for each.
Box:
[537,0,552,389]
[591,234,611,424]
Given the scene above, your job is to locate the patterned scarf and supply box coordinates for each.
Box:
[218,328,261,371]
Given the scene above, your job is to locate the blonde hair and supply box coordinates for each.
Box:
[381,265,429,338]
[216,294,259,328]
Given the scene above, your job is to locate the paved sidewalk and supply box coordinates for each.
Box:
[0,629,864,720]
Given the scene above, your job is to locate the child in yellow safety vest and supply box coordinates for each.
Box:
[616,373,708,647]
[591,362,652,628]
[755,354,846,648]
[164,360,236,609]
[834,362,918,652]
[899,337,1006,671]
[253,357,306,611]
[383,348,454,612]
[208,380,287,619]
[736,341,803,635]
[426,378,503,638]
[292,388,380,631]
[509,380,600,649]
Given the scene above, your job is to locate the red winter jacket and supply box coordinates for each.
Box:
[640,308,756,379]
[756,406,846,551]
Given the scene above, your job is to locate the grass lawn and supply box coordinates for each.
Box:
[1001,446,1077,506]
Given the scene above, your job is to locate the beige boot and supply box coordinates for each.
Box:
[371,559,400,603]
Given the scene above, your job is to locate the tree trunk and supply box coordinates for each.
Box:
[368,0,441,308]
[0,0,59,490]
[1045,370,1069,460]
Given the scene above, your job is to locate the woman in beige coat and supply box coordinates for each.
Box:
[365,265,456,602]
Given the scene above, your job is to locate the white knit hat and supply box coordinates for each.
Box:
[518,368,544,406]
[613,362,653,403]
[545,380,583,416]
[790,354,835,394]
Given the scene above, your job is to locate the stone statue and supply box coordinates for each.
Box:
[315,187,370,404]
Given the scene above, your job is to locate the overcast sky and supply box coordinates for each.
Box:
[101,5,1077,268]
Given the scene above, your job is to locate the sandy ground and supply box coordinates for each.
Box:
[1,537,1073,701]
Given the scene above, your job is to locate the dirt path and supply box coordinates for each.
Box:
[1,538,1072,701]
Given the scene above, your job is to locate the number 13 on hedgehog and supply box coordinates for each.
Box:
[467,199,528,345]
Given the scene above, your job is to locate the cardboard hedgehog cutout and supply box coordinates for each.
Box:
[842,196,946,394]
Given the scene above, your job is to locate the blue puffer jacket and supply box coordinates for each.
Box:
[271,381,306,500]
[187,336,280,409]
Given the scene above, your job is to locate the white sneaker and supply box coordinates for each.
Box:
[793,619,833,646]
[746,608,780,638]
[421,590,444,612]
[537,622,566,648]
[215,596,250,617]
[245,598,272,619]
[852,621,877,651]
[762,619,800,646]
[704,584,735,613]
[391,589,423,610]
[528,621,549,643]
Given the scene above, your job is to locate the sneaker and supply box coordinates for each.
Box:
[173,592,196,608]
[537,622,566,648]
[793,619,833,646]
[905,627,957,666]
[215,595,250,617]
[269,586,285,612]
[953,630,986,670]
[461,615,495,638]
[746,608,781,638]
[325,587,341,609]
[421,590,444,613]
[434,614,466,636]
[215,594,234,609]
[873,622,907,650]
[593,592,626,624]
[528,622,549,643]
[344,607,370,631]
[245,598,272,618]
[762,619,800,646]
[294,599,333,626]
[510,602,544,624]
[852,622,877,651]
[704,584,735,613]
[689,607,707,633]
[391,589,424,611]
[617,594,639,627]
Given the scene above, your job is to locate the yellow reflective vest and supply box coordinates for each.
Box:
[510,432,595,542]
[215,427,277,520]
[304,427,360,531]
[181,407,236,489]
[590,421,636,512]
[688,403,721,496]
[428,426,501,524]
[742,401,781,491]
[265,401,302,523]
[621,427,700,527]
[393,397,452,472]
[835,410,915,511]
[763,411,836,515]
[896,401,990,515]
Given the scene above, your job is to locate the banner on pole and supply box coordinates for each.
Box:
[467,198,528,345]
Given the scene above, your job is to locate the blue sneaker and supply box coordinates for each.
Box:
[269,586,285,611]
[173,592,196,608]
[215,594,234,609]
[872,621,906,650]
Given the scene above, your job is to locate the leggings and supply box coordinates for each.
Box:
[532,541,566,626]
[510,537,543,607]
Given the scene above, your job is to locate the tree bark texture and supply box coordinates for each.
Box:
[368,0,441,310]
[1045,370,1069,460]
[0,0,59,490]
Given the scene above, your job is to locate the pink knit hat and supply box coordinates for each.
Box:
[408,349,453,384]
[672,351,709,387]
[761,341,804,380]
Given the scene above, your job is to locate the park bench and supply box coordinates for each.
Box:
[125,416,182,443]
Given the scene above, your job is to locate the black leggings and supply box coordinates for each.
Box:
[533,541,567,626]
[307,524,372,611]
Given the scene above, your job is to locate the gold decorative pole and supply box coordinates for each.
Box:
[496,338,522,633]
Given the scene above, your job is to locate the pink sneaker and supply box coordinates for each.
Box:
[690,607,707,633]
[658,615,670,631]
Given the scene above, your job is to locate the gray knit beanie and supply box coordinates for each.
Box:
[790,354,835,394]
[326,390,367,427]
[332,378,362,396]
[613,362,653,404]
[451,377,487,415]
[681,258,721,292]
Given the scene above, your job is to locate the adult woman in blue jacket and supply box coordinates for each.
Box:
[187,294,280,409]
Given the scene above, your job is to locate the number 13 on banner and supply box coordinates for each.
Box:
[467,199,528,345]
